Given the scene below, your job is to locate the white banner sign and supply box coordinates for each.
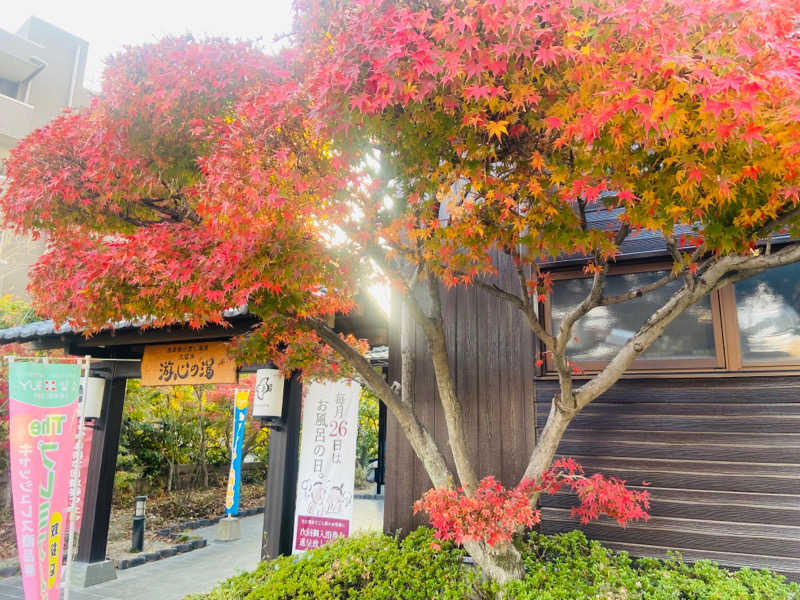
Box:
[293,379,359,553]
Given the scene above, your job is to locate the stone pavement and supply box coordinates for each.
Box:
[0,498,384,600]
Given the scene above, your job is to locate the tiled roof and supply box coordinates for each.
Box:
[0,307,250,345]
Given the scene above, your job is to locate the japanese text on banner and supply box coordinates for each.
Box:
[9,362,81,600]
[293,380,360,553]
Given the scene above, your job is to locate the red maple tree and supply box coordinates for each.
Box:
[3,0,800,582]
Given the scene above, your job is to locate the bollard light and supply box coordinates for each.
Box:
[134,496,147,518]
[131,496,146,552]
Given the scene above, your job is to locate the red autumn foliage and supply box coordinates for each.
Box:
[414,458,650,546]
[2,0,799,579]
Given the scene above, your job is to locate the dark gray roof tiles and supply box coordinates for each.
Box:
[0,307,250,345]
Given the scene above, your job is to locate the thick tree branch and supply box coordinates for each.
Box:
[522,242,800,501]
[419,271,480,495]
[665,234,695,291]
[576,242,800,409]
[306,317,454,488]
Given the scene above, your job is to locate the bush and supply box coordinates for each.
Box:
[187,529,799,600]
[185,529,490,600]
[507,530,799,600]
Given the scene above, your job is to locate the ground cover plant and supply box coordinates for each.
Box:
[185,529,799,600]
[3,0,800,582]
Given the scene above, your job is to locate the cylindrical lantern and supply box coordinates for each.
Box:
[253,368,286,420]
[79,376,106,420]
[133,496,147,518]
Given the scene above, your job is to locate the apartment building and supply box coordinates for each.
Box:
[0,16,91,299]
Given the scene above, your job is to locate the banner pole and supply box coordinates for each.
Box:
[64,355,91,600]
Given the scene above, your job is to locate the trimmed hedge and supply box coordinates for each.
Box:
[186,529,799,600]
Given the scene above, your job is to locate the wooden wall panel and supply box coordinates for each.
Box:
[384,252,537,534]
[537,376,800,579]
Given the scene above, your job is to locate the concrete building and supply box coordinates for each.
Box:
[0,16,91,299]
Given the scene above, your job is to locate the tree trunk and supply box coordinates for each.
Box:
[462,539,526,586]
[2,476,10,511]
[200,419,209,489]
[166,460,174,493]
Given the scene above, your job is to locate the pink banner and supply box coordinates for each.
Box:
[9,362,81,600]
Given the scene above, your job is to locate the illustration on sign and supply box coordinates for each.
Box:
[140,342,237,386]
[293,380,360,553]
[253,368,285,419]
[225,390,249,515]
[8,361,81,600]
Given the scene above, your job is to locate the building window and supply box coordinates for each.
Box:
[0,78,19,100]
[733,262,800,365]
[548,268,722,370]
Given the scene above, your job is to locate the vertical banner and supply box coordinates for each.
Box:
[8,362,81,600]
[293,380,360,553]
[73,428,94,531]
[225,390,249,516]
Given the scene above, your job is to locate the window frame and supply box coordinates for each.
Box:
[718,276,800,371]
[541,261,727,374]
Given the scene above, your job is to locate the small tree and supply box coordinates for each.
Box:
[3,0,800,582]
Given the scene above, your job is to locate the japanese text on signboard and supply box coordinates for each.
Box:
[140,342,237,386]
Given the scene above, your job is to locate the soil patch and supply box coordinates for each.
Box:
[0,482,266,569]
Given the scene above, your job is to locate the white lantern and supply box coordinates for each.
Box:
[254,368,285,420]
[79,376,105,420]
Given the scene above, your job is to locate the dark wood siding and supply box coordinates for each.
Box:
[384,252,537,534]
[536,377,800,579]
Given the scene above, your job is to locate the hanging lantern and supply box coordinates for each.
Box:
[79,376,106,420]
[253,368,286,420]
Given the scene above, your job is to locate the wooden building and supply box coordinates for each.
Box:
[385,217,800,579]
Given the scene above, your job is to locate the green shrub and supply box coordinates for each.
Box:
[507,530,799,600]
[187,528,799,600]
[185,529,490,600]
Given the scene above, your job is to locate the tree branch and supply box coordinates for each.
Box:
[576,242,800,409]
[472,278,555,347]
[419,272,479,495]
[306,317,454,488]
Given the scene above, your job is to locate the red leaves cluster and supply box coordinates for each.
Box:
[2,0,800,379]
[414,458,649,547]
[1,37,364,378]
[414,476,541,547]
[539,458,651,526]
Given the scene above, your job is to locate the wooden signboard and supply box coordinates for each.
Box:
[141,341,237,386]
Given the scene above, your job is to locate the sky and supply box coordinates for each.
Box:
[1,0,295,90]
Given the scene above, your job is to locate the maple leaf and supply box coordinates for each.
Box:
[486,120,509,140]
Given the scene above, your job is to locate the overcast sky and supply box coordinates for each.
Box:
[1,0,294,90]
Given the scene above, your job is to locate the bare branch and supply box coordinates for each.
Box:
[577,242,800,409]
[598,270,679,305]
[472,278,555,347]
[306,317,454,488]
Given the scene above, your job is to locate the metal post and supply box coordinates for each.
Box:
[376,400,387,496]
[76,370,126,564]
[261,373,302,559]
[131,496,146,552]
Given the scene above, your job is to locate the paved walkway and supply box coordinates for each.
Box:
[0,498,384,600]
